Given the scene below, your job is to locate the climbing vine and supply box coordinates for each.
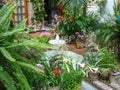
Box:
[30,0,46,23]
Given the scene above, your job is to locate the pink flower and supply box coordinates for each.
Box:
[75,32,80,35]
[39,31,52,36]
[54,14,58,20]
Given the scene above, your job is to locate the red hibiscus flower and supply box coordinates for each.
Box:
[53,66,62,76]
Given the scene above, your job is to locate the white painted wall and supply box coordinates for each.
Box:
[105,0,115,15]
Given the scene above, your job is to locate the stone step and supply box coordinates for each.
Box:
[110,81,120,90]
[114,75,120,79]
[93,80,113,90]
[112,72,120,76]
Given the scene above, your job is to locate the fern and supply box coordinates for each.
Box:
[7,40,53,49]
[0,67,16,90]
[16,61,44,73]
[0,1,11,16]
[0,47,16,61]
[1,19,26,37]
[11,63,32,90]
[0,1,51,90]
[0,4,17,32]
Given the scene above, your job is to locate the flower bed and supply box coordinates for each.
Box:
[42,50,84,89]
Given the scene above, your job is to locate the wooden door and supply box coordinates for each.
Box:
[12,0,28,25]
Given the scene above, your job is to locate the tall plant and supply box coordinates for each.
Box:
[58,0,88,16]
[57,0,89,41]
[57,0,102,43]
[95,1,120,61]
[0,1,52,89]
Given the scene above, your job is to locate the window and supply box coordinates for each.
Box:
[12,0,28,25]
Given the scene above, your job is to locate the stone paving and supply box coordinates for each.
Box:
[93,80,113,90]
[110,71,120,90]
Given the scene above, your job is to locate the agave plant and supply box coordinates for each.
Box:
[0,1,52,90]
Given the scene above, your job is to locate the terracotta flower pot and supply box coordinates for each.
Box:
[76,39,82,49]
[88,71,99,80]
[49,86,59,90]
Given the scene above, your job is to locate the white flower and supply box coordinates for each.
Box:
[66,64,70,72]
[78,62,85,68]
[92,67,99,73]
[63,57,69,63]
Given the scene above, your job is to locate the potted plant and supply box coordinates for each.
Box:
[84,48,119,81]
[96,48,119,81]
[75,32,86,49]
[84,50,100,79]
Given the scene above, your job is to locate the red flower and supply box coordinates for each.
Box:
[53,66,62,76]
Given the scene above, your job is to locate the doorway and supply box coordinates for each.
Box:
[44,0,63,24]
